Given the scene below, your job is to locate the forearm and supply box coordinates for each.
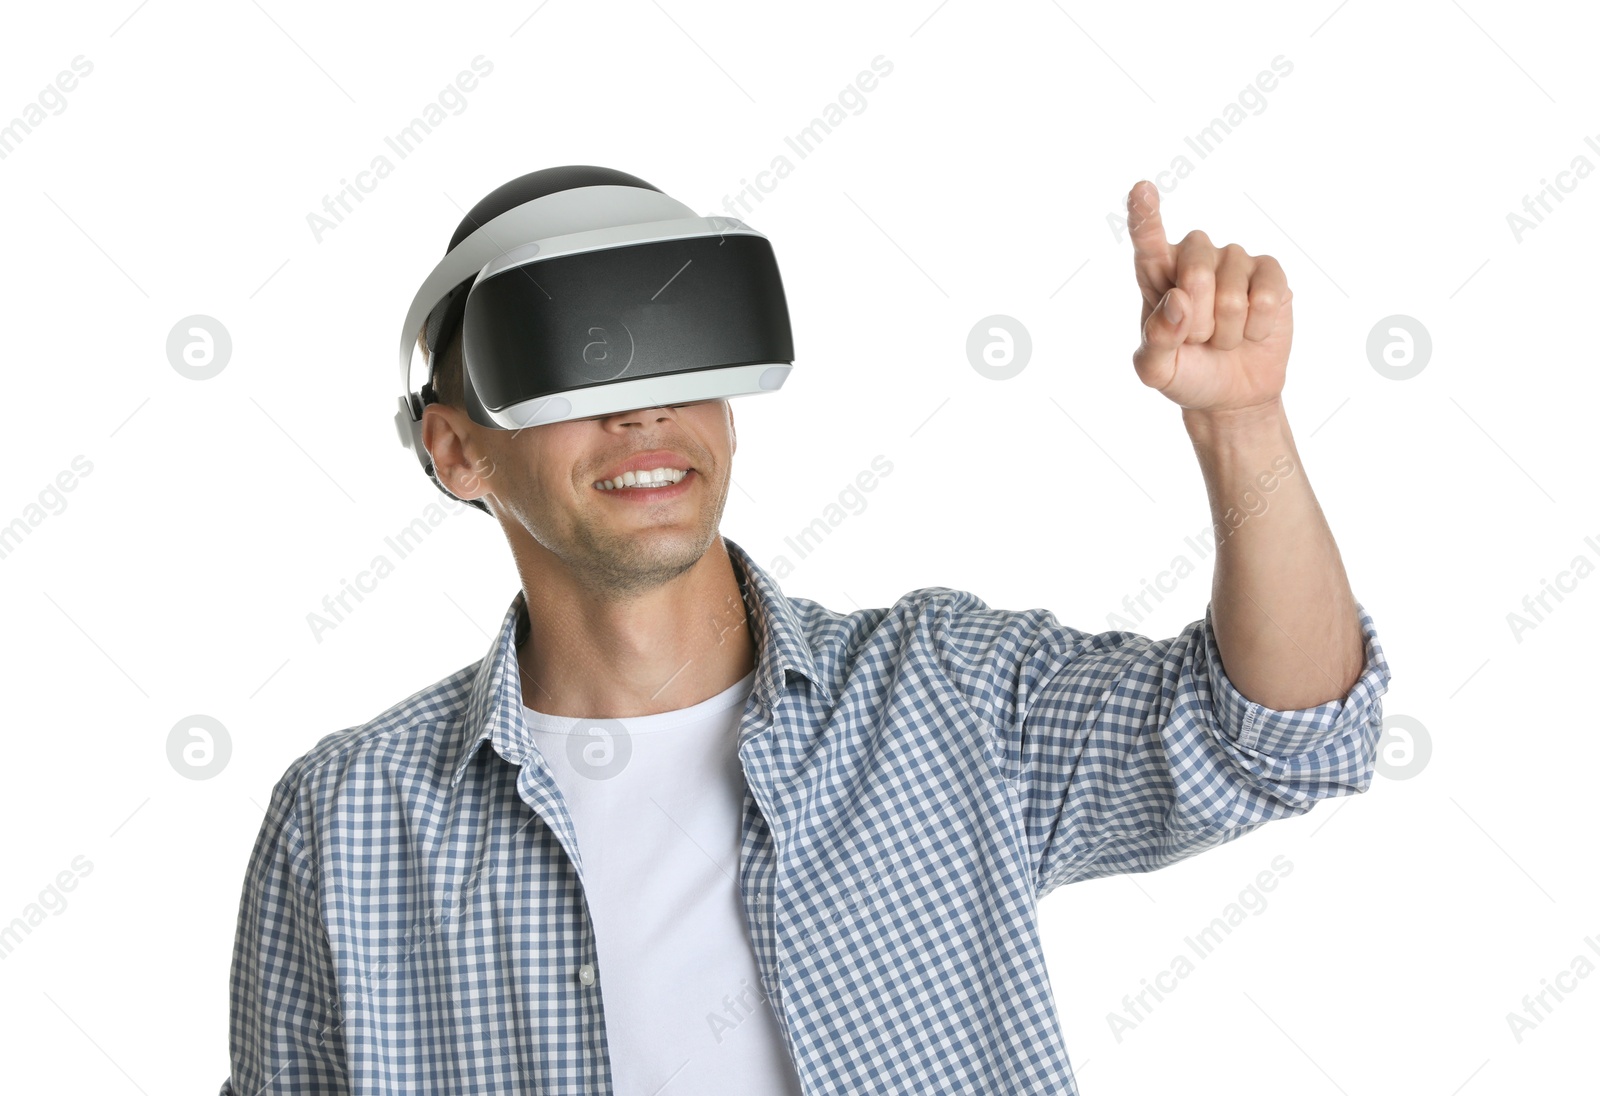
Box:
[1182,396,1365,710]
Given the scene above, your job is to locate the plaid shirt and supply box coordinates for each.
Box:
[221,534,1391,1094]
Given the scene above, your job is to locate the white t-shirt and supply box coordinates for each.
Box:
[522,669,804,1096]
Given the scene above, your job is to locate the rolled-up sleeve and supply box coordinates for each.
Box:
[930,593,1392,899]
[220,759,349,1095]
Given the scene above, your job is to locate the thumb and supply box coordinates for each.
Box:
[1133,287,1189,386]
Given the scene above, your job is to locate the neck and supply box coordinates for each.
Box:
[513,536,757,718]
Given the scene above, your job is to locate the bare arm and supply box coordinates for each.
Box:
[1182,397,1364,709]
[1124,179,1364,710]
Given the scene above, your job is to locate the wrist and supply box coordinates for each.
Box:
[1181,396,1289,445]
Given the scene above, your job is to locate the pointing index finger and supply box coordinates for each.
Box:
[1127,180,1173,297]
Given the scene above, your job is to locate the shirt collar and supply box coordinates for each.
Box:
[449,535,828,787]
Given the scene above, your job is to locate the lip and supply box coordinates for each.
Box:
[593,468,696,502]
[594,449,694,485]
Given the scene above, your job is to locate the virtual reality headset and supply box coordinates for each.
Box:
[395,165,796,512]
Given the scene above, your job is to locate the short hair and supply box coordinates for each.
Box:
[416,315,495,515]
[421,317,466,412]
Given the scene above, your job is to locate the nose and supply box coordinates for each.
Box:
[596,405,680,426]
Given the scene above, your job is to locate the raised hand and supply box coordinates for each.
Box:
[1126,181,1294,416]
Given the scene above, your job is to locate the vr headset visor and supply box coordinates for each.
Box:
[394,171,795,508]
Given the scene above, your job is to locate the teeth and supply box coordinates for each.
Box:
[595,467,688,491]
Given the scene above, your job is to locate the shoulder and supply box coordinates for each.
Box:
[792,583,1078,677]
[268,656,483,810]
[805,584,1150,726]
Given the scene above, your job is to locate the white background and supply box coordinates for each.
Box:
[1,0,1595,1092]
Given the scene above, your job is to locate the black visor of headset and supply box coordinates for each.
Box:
[394,177,795,510]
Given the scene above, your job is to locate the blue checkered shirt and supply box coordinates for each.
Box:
[221,535,1391,1094]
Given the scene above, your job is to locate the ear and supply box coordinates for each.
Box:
[421,402,494,505]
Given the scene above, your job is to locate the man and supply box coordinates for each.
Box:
[220,172,1390,1095]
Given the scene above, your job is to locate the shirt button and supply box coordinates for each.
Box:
[578,963,596,986]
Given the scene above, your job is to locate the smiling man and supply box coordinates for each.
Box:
[428,388,753,720]
[220,168,1392,1096]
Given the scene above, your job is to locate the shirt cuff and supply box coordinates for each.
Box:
[1202,599,1392,755]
